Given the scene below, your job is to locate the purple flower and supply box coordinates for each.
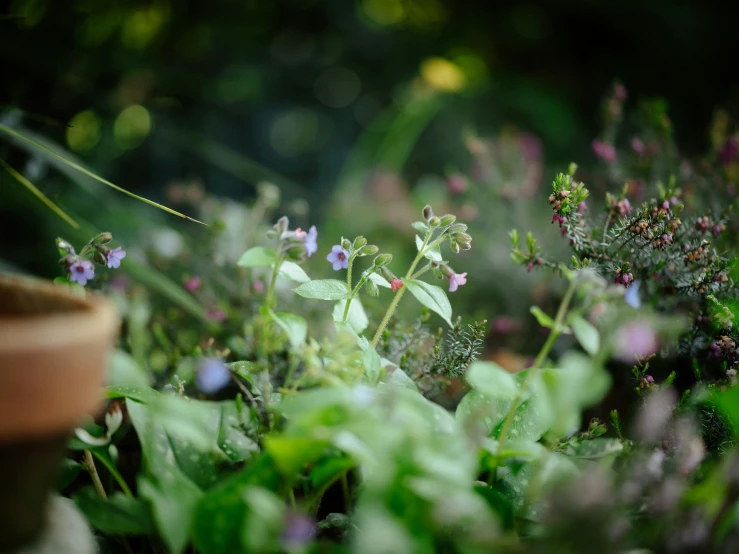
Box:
[592,140,616,164]
[327,245,349,271]
[106,247,126,269]
[69,259,95,286]
[281,513,315,549]
[196,358,231,394]
[304,225,318,257]
[448,272,467,292]
[184,276,201,292]
[206,308,227,322]
[720,136,739,166]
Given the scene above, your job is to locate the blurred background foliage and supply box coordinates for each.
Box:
[2,0,738,341]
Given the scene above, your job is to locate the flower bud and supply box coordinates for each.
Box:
[58,254,76,269]
[274,216,289,235]
[447,223,468,234]
[374,253,392,266]
[92,251,106,265]
[360,245,379,256]
[456,232,472,243]
[439,214,456,226]
[450,240,460,254]
[95,244,110,256]
[56,238,75,256]
[353,236,367,249]
[266,228,278,239]
[433,267,443,280]
[365,279,379,297]
[341,238,352,250]
[428,216,441,227]
[422,205,434,219]
[92,232,113,245]
[458,240,472,251]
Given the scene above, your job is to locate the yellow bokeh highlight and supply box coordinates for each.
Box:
[66,110,101,152]
[114,105,152,150]
[420,57,466,93]
[361,0,405,26]
[121,3,170,50]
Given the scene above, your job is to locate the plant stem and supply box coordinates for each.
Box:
[369,232,437,348]
[83,449,107,500]
[91,450,133,497]
[264,245,284,308]
[342,255,355,322]
[489,279,577,483]
[370,287,406,348]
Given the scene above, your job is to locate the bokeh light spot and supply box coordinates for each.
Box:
[314,68,361,109]
[114,105,152,150]
[66,110,101,152]
[420,57,466,92]
[270,109,319,157]
[361,0,405,26]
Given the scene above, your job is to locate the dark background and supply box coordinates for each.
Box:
[2,0,738,273]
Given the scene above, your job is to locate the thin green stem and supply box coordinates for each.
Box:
[91,450,133,497]
[410,263,432,280]
[489,279,577,483]
[264,243,282,308]
[342,255,355,322]
[370,287,406,349]
[83,449,107,500]
[369,231,440,350]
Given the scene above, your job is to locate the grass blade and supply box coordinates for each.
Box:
[0,157,79,229]
[0,123,206,225]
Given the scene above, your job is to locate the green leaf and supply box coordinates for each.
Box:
[369,273,391,288]
[140,476,202,554]
[0,157,79,229]
[569,315,600,356]
[332,297,369,334]
[0,123,204,224]
[56,458,83,491]
[294,279,348,300]
[278,260,310,282]
[530,306,555,329]
[73,488,156,535]
[415,234,442,262]
[263,436,329,475]
[404,279,452,326]
[107,350,150,388]
[107,384,160,403]
[465,361,518,398]
[540,352,611,438]
[237,247,277,268]
[456,390,513,436]
[362,346,382,383]
[269,310,307,348]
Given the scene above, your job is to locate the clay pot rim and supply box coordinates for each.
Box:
[0,274,118,353]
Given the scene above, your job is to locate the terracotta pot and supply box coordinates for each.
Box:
[0,274,119,551]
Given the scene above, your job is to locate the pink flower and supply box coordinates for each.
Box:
[614,321,659,362]
[390,278,403,292]
[184,276,201,292]
[69,259,95,286]
[446,174,468,195]
[106,247,126,269]
[631,137,645,155]
[294,228,308,239]
[577,201,587,213]
[448,272,467,292]
[592,140,617,164]
[206,308,227,322]
[253,280,265,293]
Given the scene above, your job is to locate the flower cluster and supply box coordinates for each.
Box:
[266,216,318,262]
[57,233,126,287]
